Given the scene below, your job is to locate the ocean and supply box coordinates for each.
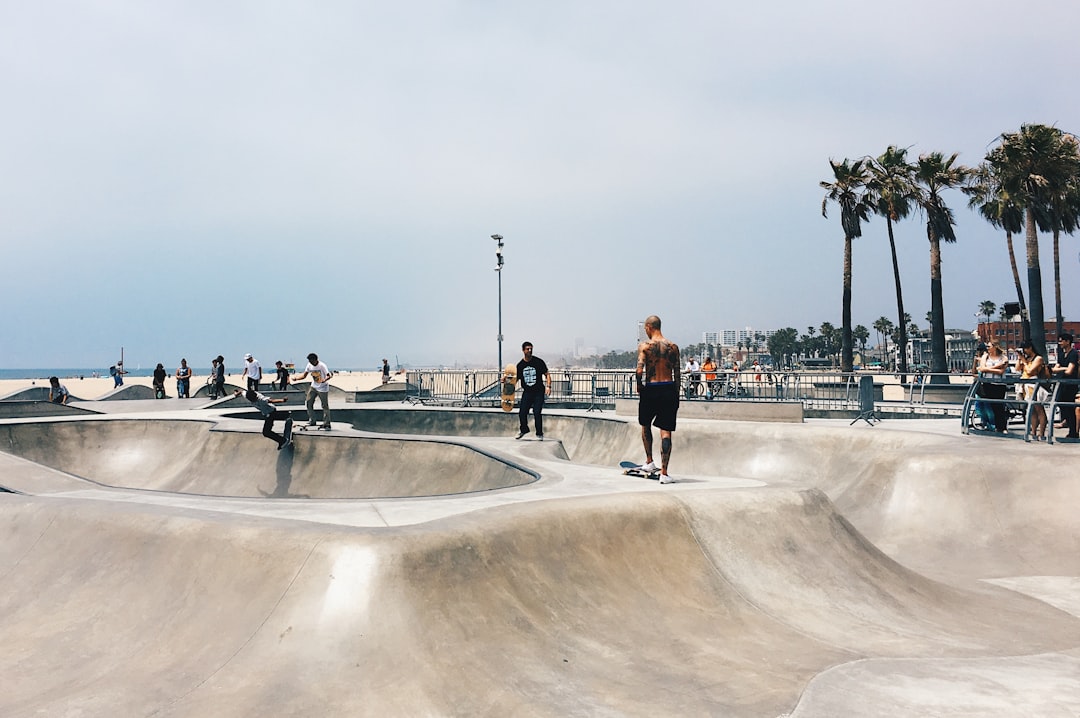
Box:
[0,368,183,380]
[0,368,369,380]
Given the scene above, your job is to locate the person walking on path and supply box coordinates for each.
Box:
[634,315,680,483]
[1052,333,1079,438]
[242,353,262,392]
[48,376,70,405]
[175,358,193,398]
[293,352,333,428]
[515,341,550,440]
[235,389,292,450]
[110,361,126,388]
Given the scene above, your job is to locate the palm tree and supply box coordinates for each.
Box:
[853,324,870,364]
[1044,172,1080,335]
[866,146,917,377]
[978,300,996,342]
[821,158,872,373]
[873,316,893,366]
[913,151,970,381]
[964,160,1029,341]
[993,124,1080,358]
[819,322,840,365]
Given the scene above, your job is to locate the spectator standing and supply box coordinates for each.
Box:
[175,358,192,398]
[1052,333,1079,439]
[242,353,262,392]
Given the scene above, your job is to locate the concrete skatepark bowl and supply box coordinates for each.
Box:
[1,404,1079,717]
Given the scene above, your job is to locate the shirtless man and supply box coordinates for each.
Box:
[635,314,681,483]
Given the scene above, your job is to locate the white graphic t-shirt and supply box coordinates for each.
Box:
[307,362,331,392]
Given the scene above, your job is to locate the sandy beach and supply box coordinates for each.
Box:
[0,370,397,401]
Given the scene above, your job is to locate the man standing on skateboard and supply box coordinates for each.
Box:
[293,352,333,429]
[516,341,550,440]
[635,315,680,483]
[235,389,292,450]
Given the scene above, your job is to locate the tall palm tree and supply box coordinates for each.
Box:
[853,324,869,360]
[1043,172,1080,334]
[964,160,1029,340]
[866,146,916,377]
[978,300,996,342]
[873,316,893,366]
[993,124,1080,358]
[821,158,872,373]
[913,151,970,381]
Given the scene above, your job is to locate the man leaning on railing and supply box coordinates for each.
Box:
[1052,333,1079,439]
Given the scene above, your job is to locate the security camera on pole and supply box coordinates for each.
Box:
[492,234,504,370]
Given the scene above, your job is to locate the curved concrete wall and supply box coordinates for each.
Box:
[0,419,535,499]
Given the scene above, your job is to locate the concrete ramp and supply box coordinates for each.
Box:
[1,490,1078,717]
[0,400,98,418]
[0,419,536,498]
[99,384,158,400]
[0,386,86,402]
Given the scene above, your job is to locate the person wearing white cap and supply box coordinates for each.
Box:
[242,353,262,393]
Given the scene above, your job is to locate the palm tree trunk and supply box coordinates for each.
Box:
[1054,228,1063,335]
[929,233,948,382]
[841,236,853,372]
[886,217,908,379]
[1026,209,1047,358]
[1005,231,1030,342]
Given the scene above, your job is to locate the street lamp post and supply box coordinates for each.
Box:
[492,234,504,369]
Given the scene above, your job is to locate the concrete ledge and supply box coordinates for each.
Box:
[0,401,100,418]
[614,399,803,423]
[348,385,408,403]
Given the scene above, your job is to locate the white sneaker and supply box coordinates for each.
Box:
[638,462,657,473]
[658,473,674,484]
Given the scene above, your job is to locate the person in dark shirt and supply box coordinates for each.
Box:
[515,341,550,440]
[1052,333,1079,438]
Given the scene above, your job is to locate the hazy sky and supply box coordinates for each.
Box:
[2,1,1077,370]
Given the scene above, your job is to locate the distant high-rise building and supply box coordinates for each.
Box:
[706,327,776,348]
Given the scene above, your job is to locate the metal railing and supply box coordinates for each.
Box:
[405,369,978,412]
[961,376,1080,444]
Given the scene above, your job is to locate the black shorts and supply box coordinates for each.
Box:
[639,382,679,431]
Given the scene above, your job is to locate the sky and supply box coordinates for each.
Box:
[2,1,1078,370]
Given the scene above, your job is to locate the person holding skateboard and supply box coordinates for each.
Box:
[274,360,290,391]
[634,315,680,483]
[152,363,167,399]
[235,389,293,450]
[212,355,226,399]
[293,352,333,429]
[515,341,550,440]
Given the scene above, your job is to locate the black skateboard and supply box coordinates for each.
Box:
[283,416,294,446]
[620,461,660,480]
[297,423,332,432]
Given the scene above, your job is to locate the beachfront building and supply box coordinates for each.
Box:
[895,330,979,373]
[975,319,1080,357]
